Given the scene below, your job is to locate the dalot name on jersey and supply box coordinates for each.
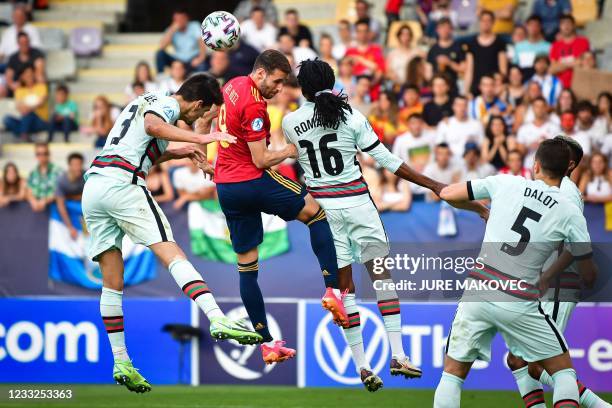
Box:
[524,187,559,209]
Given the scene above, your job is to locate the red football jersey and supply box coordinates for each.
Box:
[550,36,590,89]
[215,76,270,183]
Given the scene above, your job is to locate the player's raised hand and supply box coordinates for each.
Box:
[202,104,220,124]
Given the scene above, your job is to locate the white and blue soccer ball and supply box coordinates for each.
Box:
[201,11,241,51]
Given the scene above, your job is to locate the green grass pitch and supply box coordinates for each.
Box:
[1,385,611,408]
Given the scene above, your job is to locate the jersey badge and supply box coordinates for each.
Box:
[251,118,264,132]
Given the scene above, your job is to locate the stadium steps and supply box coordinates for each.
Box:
[47,0,126,12]
[33,10,119,24]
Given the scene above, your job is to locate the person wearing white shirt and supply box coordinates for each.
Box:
[158,60,185,95]
[437,96,484,162]
[423,142,460,200]
[392,113,437,194]
[332,19,353,60]
[573,101,604,155]
[172,161,216,210]
[277,33,317,72]
[240,7,278,52]
[0,6,42,63]
[516,96,560,168]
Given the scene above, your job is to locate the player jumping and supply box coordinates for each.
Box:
[434,139,597,408]
[214,50,347,364]
[282,59,489,391]
[82,74,262,393]
[506,135,611,408]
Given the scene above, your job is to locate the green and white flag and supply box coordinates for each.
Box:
[188,200,290,263]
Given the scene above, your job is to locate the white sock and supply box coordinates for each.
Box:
[375,279,405,359]
[434,371,464,408]
[169,259,224,320]
[512,366,545,407]
[100,287,130,362]
[342,293,370,372]
[552,368,579,407]
[539,370,554,387]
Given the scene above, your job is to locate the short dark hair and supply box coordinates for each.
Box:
[355,19,370,29]
[526,14,542,24]
[554,134,584,168]
[436,142,450,149]
[56,83,69,94]
[285,8,298,16]
[408,112,423,121]
[437,17,452,27]
[68,152,84,163]
[251,6,265,14]
[175,73,223,105]
[253,49,292,75]
[403,84,419,93]
[535,139,570,179]
[356,74,372,82]
[576,100,595,115]
[480,9,495,20]
[17,31,29,41]
[173,8,189,16]
[559,14,575,24]
[534,54,550,65]
[396,24,413,41]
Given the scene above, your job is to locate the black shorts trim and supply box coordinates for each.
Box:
[537,301,567,353]
[361,139,381,152]
[140,186,168,242]
[467,181,474,201]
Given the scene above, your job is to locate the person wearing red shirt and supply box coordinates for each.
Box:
[215,50,346,363]
[550,14,590,89]
[385,0,403,25]
[345,19,385,100]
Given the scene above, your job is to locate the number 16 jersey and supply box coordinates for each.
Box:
[282,101,402,210]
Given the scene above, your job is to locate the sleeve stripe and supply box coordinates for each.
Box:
[574,252,593,261]
[144,110,168,123]
[467,181,475,201]
[361,140,381,152]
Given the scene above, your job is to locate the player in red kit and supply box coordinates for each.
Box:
[215,50,347,364]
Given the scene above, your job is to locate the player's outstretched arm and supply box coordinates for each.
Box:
[248,138,297,169]
[440,182,490,220]
[144,113,236,145]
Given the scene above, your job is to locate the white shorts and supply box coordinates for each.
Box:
[446,301,569,363]
[540,301,576,332]
[325,201,389,268]
[82,174,174,261]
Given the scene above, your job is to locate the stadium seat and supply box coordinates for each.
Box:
[39,28,66,51]
[572,0,598,27]
[70,27,103,57]
[386,20,423,49]
[46,49,77,82]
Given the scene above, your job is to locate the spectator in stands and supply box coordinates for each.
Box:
[481,115,509,169]
[355,0,382,42]
[3,32,44,97]
[233,0,278,25]
[550,14,590,89]
[423,142,459,201]
[386,24,423,86]
[530,55,561,107]
[516,96,559,168]
[478,0,517,34]
[398,85,424,129]
[147,165,174,203]
[47,83,78,143]
[55,152,85,240]
[84,95,114,148]
[501,65,525,108]
[334,57,355,97]
[594,92,612,134]
[207,51,236,86]
[241,6,277,52]
[125,61,157,102]
[385,0,403,26]
[506,24,526,64]
[500,149,532,178]
[392,113,437,179]
[426,17,465,96]
[573,100,601,156]
[578,50,597,70]
[579,152,612,203]
[332,20,353,61]
[3,66,47,141]
[158,60,186,94]
[369,90,400,145]
[374,175,412,212]
[423,74,453,127]
[415,0,434,30]
[405,56,431,98]
[0,5,41,66]
[458,142,496,181]
[278,9,313,49]
[469,74,507,124]
[425,0,458,38]
[533,0,572,41]
[318,34,338,73]
[277,33,317,72]
[349,75,372,115]
[26,142,60,212]
[553,88,577,123]
[172,160,216,210]
[513,15,550,79]
[464,10,508,97]
[0,162,26,207]
[227,40,259,77]
[512,79,543,131]
[437,95,484,160]
[345,19,385,100]
[156,9,206,74]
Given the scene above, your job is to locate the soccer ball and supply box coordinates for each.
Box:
[201,11,241,51]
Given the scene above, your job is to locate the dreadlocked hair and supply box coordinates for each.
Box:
[297,59,352,129]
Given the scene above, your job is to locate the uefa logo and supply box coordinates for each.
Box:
[314,307,389,385]
[212,306,282,381]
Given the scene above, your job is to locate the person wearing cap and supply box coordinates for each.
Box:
[458,141,496,181]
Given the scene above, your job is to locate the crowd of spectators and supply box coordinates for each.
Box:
[1,0,611,220]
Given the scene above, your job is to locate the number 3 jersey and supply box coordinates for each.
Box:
[282,102,403,210]
[466,174,592,306]
[85,91,180,187]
